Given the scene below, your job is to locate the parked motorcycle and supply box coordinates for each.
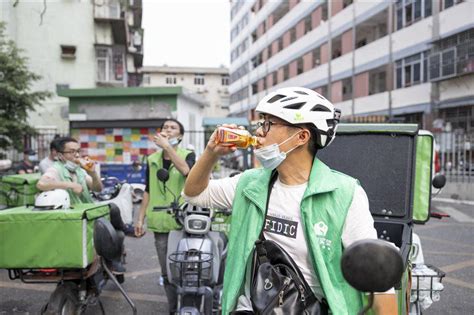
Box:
[4,190,137,315]
[154,168,229,315]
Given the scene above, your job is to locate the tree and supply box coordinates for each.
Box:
[0,21,51,158]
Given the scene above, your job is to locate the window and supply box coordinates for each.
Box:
[395,52,428,88]
[194,74,205,85]
[304,15,312,35]
[252,82,258,95]
[342,78,352,101]
[273,71,278,85]
[297,58,304,75]
[283,64,289,81]
[313,47,321,67]
[61,45,76,59]
[369,68,387,95]
[321,2,328,21]
[96,47,124,83]
[221,75,229,86]
[290,28,296,43]
[165,74,177,85]
[396,0,432,30]
[278,37,284,51]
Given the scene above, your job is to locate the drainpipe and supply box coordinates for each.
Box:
[429,0,441,131]
[387,1,394,121]
[351,2,356,117]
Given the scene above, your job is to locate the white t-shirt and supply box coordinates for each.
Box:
[39,157,54,174]
[41,166,93,188]
[184,173,378,300]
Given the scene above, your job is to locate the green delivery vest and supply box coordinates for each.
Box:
[221,158,365,315]
[54,162,94,204]
[146,148,191,233]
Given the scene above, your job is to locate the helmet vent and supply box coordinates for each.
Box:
[283,102,306,109]
[311,104,331,112]
[295,91,309,95]
[267,94,286,103]
[281,96,298,102]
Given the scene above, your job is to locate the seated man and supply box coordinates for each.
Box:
[37,136,125,274]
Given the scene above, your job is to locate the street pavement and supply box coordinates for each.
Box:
[1,199,473,314]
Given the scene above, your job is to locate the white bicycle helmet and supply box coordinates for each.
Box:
[35,189,70,210]
[255,87,341,149]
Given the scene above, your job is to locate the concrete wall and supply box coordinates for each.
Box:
[1,1,97,133]
[145,72,229,118]
[176,96,206,156]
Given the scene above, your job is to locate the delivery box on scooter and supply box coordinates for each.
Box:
[318,123,434,311]
[0,173,41,207]
[0,203,109,269]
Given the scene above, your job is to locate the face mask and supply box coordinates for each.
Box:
[168,137,181,146]
[64,160,79,172]
[29,155,38,162]
[254,132,301,170]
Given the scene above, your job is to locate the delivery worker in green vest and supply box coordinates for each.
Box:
[183,87,398,315]
[134,118,195,313]
[37,137,127,274]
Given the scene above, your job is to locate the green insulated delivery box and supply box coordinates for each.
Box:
[0,204,109,269]
[0,173,41,207]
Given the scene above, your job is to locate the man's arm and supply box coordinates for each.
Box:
[184,126,238,197]
[373,294,398,315]
[87,170,103,192]
[37,168,82,194]
[134,191,149,237]
[163,144,191,176]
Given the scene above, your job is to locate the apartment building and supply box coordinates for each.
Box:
[229,0,474,133]
[1,0,144,133]
[141,65,230,118]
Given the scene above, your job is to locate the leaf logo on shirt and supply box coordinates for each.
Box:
[314,221,328,237]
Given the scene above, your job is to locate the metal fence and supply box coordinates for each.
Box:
[434,131,474,183]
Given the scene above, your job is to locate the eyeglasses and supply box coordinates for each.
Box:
[61,149,82,155]
[255,120,302,136]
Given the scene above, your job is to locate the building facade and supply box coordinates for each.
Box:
[228,0,473,133]
[141,65,230,118]
[1,0,144,133]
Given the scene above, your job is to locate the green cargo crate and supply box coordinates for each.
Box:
[0,173,41,207]
[0,203,109,269]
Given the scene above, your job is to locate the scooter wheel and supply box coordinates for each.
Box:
[43,282,83,315]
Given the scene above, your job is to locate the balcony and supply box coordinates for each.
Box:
[94,0,127,45]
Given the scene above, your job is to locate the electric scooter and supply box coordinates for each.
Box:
[154,168,230,315]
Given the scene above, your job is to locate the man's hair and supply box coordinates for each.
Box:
[55,137,78,152]
[160,118,185,135]
[50,138,61,151]
[295,123,319,157]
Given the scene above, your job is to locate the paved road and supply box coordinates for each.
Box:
[1,199,473,314]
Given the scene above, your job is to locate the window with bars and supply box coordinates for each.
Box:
[96,47,125,83]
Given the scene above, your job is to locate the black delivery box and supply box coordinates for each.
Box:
[318,124,434,268]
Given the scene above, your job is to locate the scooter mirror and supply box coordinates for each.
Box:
[341,239,403,293]
[157,168,170,182]
[432,174,446,189]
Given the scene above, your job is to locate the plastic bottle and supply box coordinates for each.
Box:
[159,275,164,286]
[214,127,258,149]
[79,156,95,172]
